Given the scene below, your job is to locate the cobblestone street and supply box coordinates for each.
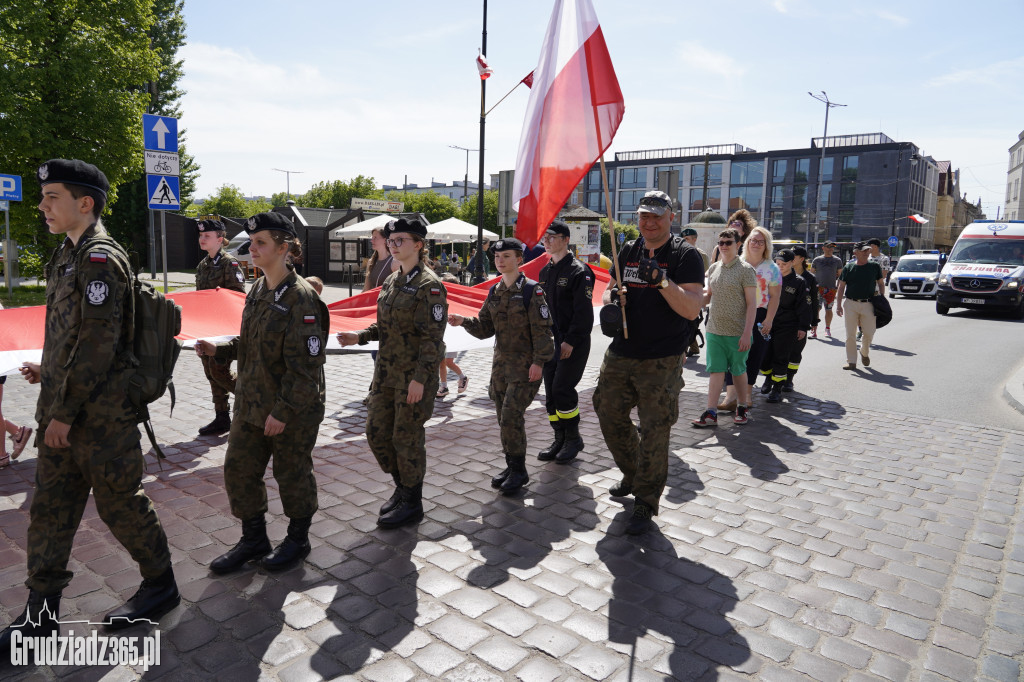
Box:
[0,347,1022,681]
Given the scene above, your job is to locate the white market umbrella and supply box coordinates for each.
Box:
[330,213,397,239]
[426,217,499,243]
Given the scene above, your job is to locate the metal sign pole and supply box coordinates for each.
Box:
[160,211,168,293]
[149,208,157,278]
[3,208,10,295]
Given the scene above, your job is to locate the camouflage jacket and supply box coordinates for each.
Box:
[196,249,246,292]
[216,270,327,427]
[36,225,135,427]
[462,273,554,382]
[357,265,447,390]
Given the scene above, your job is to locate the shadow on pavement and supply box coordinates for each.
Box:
[597,518,752,680]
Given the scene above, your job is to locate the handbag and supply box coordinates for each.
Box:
[871,294,893,329]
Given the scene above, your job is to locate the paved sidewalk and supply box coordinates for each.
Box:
[0,347,1022,681]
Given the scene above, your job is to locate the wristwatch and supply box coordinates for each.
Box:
[657,278,670,289]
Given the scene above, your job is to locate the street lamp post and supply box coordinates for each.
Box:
[272,168,304,199]
[449,145,478,201]
[890,146,920,258]
[807,92,846,246]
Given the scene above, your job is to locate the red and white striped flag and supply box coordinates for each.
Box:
[512,0,624,246]
[909,214,929,224]
[476,54,493,80]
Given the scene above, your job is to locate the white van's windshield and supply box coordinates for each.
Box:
[948,238,1024,266]
[895,258,940,273]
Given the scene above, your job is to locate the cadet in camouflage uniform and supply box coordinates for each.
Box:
[1,160,179,655]
[195,217,247,436]
[594,191,705,535]
[449,238,554,494]
[338,218,447,528]
[197,212,328,573]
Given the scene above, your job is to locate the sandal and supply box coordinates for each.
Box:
[11,426,32,459]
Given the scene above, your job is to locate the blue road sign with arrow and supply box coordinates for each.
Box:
[147,174,180,210]
[143,114,178,153]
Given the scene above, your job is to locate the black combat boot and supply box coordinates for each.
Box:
[625,499,654,535]
[555,416,584,464]
[767,386,782,403]
[491,455,512,489]
[499,457,529,494]
[104,567,180,629]
[783,369,796,392]
[261,517,313,571]
[198,410,231,436]
[759,377,773,395]
[210,516,271,574]
[0,590,61,658]
[537,421,564,461]
[377,484,423,529]
[609,478,633,497]
[380,473,403,515]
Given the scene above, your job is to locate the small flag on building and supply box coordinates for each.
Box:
[909,214,929,224]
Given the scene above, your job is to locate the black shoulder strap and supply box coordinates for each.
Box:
[522,277,537,312]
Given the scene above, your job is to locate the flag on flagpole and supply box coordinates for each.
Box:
[476,54,493,80]
[521,71,535,88]
[512,0,625,246]
[909,214,929,224]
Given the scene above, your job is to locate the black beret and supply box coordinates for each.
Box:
[545,220,570,238]
[197,217,225,233]
[380,219,397,239]
[493,238,524,253]
[245,212,296,236]
[37,159,109,195]
[390,217,427,239]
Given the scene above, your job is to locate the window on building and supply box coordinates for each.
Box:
[794,159,810,183]
[588,167,614,189]
[837,210,854,241]
[689,187,721,210]
[690,163,723,186]
[618,212,638,225]
[653,165,684,191]
[771,186,785,209]
[728,186,762,214]
[769,211,784,236]
[618,190,646,212]
[842,156,859,181]
[586,191,605,213]
[619,168,646,189]
[1015,178,1020,200]
[772,160,787,183]
[840,183,856,205]
[793,210,809,233]
[793,184,808,210]
[730,160,765,186]
[820,157,834,181]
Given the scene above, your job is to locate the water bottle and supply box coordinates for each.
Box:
[757,322,771,341]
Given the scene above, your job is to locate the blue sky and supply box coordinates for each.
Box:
[180,0,1024,217]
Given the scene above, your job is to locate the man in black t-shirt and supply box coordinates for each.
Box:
[593,190,705,535]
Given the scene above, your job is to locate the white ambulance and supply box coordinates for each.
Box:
[935,220,1024,318]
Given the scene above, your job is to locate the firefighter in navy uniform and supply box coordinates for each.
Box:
[758,249,812,403]
[449,238,554,494]
[785,246,819,391]
[537,220,594,464]
[195,217,247,436]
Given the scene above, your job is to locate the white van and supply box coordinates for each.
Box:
[889,250,943,299]
[935,220,1024,317]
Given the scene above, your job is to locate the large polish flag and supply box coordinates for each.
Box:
[512,0,624,246]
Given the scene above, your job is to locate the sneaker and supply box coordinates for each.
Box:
[856,330,863,341]
[692,410,718,428]
[436,386,450,398]
[457,375,469,393]
[825,327,831,337]
[10,426,32,459]
[734,405,749,424]
[810,328,817,339]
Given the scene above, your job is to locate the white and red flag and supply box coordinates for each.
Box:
[909,214,929,224]
[476,54,493,80]
[512,0,624,246]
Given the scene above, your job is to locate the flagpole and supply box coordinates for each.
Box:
[474,0,488,284]
[598,151,627,338]
[485,81,526,117]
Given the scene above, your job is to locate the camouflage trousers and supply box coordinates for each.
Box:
[27,422,172,596]
[592,350,685,515]
[366,383,437,487]
[224,414,322,521]
[490,375,542,459]
[201,355,236,412]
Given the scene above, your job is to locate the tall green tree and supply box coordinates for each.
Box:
[199,185,272,218]
[456,190,500,235]
[0,1,158,253]
[106,0,199,260]
[384,190,459,225]
[303,176,382,209]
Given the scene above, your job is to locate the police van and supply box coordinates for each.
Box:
[935,220,1024,318]
[888,250,943,299]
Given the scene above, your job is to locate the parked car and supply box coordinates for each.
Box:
[225,232,253,274]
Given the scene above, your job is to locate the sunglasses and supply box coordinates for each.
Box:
[718,240,735,246]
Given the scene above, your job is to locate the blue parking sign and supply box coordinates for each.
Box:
[0,174,22,201]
